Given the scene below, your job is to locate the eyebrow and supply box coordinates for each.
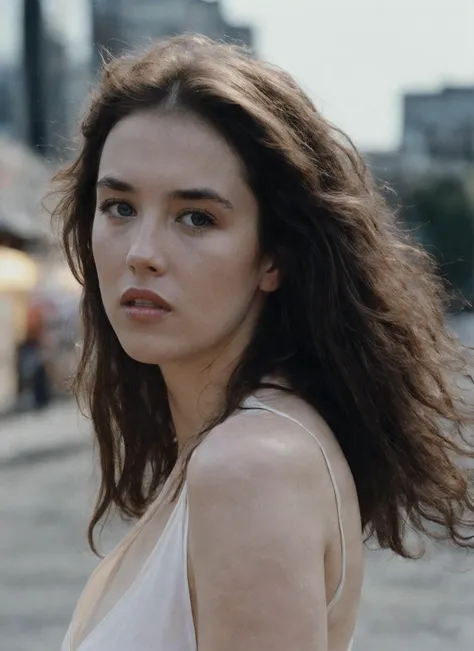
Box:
[170,188,233,211]
[96,176,233,211]
[96,176,134,192]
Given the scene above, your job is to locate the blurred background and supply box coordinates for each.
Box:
[0,1,473,650]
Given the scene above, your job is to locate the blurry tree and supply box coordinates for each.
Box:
[403,175,474,304]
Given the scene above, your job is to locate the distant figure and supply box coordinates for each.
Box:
[16,298,51,409]
[52,35,474,651]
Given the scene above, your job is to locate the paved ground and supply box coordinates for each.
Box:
[0,403,130,651]
[1,314,473,651]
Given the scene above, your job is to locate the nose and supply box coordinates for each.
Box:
[126,221,167,275]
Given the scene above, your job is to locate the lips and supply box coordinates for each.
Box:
[120,288,172,311]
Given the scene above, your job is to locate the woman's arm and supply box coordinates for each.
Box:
[187,422,333,651]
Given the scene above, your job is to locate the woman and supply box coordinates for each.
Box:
[54,35,474,651]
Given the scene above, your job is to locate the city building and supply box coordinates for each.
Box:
[41,27,70,156]
[1,1,83,159]
[364,85,474,187]
[64,60,94,144]
[91,0,125,67]
[91,0,255,69]
[402,86,474,163]
[5,27,70,158]
[0,65,15,138]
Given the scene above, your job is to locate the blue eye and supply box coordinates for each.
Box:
[178,210,215,229]
[99,199,135,219]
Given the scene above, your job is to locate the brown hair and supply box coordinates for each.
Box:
[52,34,474,556]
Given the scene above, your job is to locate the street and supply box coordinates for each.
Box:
[1,314,473,651]
[0,404,129,651]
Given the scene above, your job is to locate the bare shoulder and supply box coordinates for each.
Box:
[185,404,339,650]
[187,405,336,514]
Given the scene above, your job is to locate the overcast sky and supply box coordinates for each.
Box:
[1,0,474,151]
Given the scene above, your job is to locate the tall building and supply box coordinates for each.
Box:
[0,65,15,137]
[402,86,474,163]
[0,1,82,158]
[91,0,126,68]
[9,24,70,157]
[41,27,69,155]
[91,0,255,69]
[365,85,474,187]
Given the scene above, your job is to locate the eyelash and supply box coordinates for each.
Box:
[98,198,134,219]
[97,199,216,232]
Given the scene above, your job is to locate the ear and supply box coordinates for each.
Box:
[259,258,281,293]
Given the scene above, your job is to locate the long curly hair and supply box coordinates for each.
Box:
[52,34,474,556]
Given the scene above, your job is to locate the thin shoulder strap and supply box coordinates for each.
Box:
[243,396,347,611]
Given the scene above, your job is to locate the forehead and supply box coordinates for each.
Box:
[98,110,246,192]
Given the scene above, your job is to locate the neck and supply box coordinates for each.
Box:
[161,300,270,450]
[162,344,247,452]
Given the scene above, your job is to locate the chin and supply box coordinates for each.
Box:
[116,332,191,366]
[124,348,163,365]
[121,342,174,365]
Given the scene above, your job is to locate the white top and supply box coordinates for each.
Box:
[62,395,354,651]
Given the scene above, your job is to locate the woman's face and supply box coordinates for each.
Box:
[92,109,279,368]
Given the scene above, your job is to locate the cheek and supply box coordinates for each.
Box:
[91,217,104,267]
[92,219,120,278]
[221,234,261,284]
[91,225,122,310]
[188,235,261,303]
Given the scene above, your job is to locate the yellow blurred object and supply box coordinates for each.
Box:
[0,247,40,409]
[0,246,38,292]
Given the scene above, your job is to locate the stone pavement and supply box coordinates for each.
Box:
[0,402,129,651]
[0,400,91,468]
[1,400,473,651]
